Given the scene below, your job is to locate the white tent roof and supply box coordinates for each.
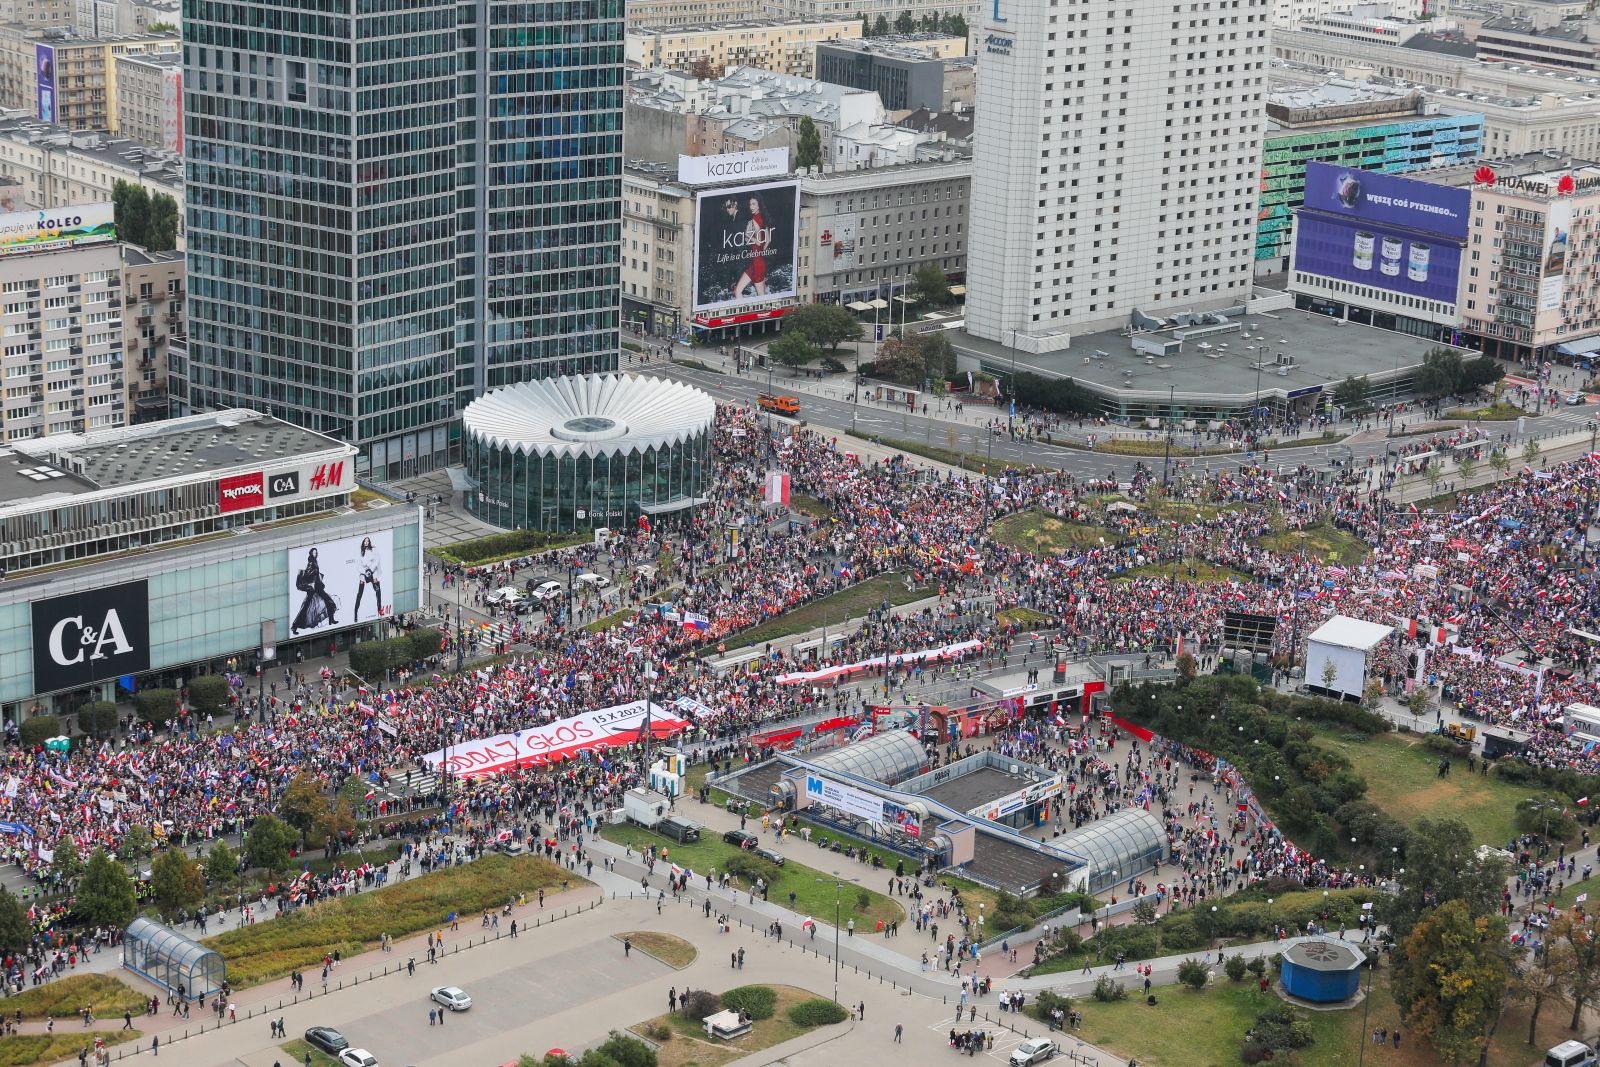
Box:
[462,373,716,459]
[1307,615,1394,651]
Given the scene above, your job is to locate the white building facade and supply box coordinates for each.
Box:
[964,0,1270,346]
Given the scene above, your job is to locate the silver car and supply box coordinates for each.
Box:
[430,985,472,1011]
[1010,1037,1058,1065]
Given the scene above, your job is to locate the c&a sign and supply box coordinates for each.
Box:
[31,580,149,694]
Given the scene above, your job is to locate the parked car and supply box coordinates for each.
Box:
[723,829,759,850]
[431,985,473,1011]
[1567,392,1588,406]
[530,581,565,601]
[486,586,525,605]
[576,572,611,589]
[338,1050,380,1067]
[1010,1037,1058,1065]
[304,1027,349,1056]
[753,847,785,866]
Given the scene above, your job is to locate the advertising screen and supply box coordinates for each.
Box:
[1293,163,1471,304]
[1301,162,1470,240]
[818,216,856,272]
[161,67,182,153]
[1541,198,1571,313]
[32,580,150,694]
[692,180,800,313]
[35,44,54,123]
[286,529,394,637]
[678,148,789,186]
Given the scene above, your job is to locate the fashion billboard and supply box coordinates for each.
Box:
[1293,163,1471,304]
[286,528,393,637]
[32,580,150,694]
[0,203,116,257]
[692,180,800,313]
[1541,198,1571,313]
[35,44,54,123]
[678,148,789,186]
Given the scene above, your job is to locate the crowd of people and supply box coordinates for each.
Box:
[2,398,1599,956]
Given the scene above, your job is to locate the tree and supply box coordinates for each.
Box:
[910,263,951,308]
[77,848,137,929]
[940,12,968,37]
[244,814,296,881]
[133,688,178,727]
[51,836,83,887]
[1132,898,1158,925]
[581,1032,657,1067]
[1518,939,1574,1046]
[1523,439,1542,468]
[0,887,28,954]
[1458,453,1477,482]
[1176,957,1210,989]
[146,193,180,253]
[1415,348,1467,398]
[205,842,240,896]
[111,180,151,248]
[150,848,205,917]
[786,303,861,352]
[1175,651,1198,682]
[1423,461,1443,494]
[1489,449,1510,477]
[79,700,118,739]
[186,675,230,719]
[1333,374,1371,414]
[19,714,61,747]
[1406,686,1431,721]
[796,116,823,170]
[689,56,718,81]
[1320,657,1338,693]
[859,12,870,36]
[119,824,153,862]
[1394,900,1512,1066]
[1390,817,1507,943]
[1553,911,1600,1031]
[277,772,332,846]
[1225,953,1249,982]
[871,336,925,386]
[872,15,889,35]
[919,330,956,381]
[767,331,817,371]
[894,8,915,32]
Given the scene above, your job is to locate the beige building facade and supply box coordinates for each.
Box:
[0,28,177,130]
[0,121,182,242]
[119,243,179,421]
[112,48,177,149]
[627,19,860,78]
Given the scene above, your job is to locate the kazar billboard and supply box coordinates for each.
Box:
[1293,163,1470,305]
[692,180,800,313]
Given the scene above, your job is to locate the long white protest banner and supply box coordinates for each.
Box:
[774,639,983,686]
[418,699,691,778]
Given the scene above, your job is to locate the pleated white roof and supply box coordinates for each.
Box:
[462,374,716,458]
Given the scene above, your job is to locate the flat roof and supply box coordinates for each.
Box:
[950,308,1452,405]
[918,767,1032,812]
[1309,614,1395,650]
[0,451,98,505]
[6,409,344,496]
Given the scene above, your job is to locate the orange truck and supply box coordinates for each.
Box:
[757,393,800,416]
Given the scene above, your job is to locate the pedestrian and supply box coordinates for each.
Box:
[429,1008,436,1026]
[624,936,632,957]
[121,1011,132,1031]
[151,1036,158,1058]
[858,1001,865,1020]
[408,957,416,976]
[894,1023,903,1043]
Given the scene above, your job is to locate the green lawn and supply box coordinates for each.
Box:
[1260,522,1371,563]
[582,607,639,633]
[844,430,1040,473]
[632,984,837,1067]
[600,823,903,928]
[721,573,932,650]
[789,493,833,520]
[1113,559,1250,583]
[281,1038,341,1067]
[1314,729,1529,848]
[0,972,148,1019]
[991,509,1112,555]
[0,1030,141,1067]
[998,606,1052,628]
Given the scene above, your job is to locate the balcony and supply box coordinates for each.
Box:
[136,315,151,325]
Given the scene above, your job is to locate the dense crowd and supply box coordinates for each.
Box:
[2,400,1599,937]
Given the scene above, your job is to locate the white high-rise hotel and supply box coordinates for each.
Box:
[965,0,1270,345]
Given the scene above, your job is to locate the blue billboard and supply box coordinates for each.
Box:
[1293,162,1471,304]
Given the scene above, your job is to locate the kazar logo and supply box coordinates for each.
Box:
[31,580,149,693]
[218,472,264,513]
[268,470,300,498]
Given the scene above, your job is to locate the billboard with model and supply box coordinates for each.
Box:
[692,180,800,313]
[1292,162,1471,305]
[286,529,393,636]
[35,45,55,124]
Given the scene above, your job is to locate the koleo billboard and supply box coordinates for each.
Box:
[32,580,149,694]
[286,528,393,636]
[1302,163,1470,240]
[0,203,116,257]
[678,148,790,186]
[1294,163,1471,305]
[692,181,800,313]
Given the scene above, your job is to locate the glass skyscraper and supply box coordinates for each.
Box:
[179,0,624,480]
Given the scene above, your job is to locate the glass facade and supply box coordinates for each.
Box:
[123,918,227,1000]
[466,430,709,532]
[1058,808,1168,893]
[182,0,625,478]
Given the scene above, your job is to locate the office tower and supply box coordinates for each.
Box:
[964,0,1269,343]
[182,0,623,479]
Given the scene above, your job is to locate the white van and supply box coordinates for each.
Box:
[1547,1040,1597,1067]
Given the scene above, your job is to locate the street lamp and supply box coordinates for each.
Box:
[1009,327,1020,436]
[815,872,855,1004]
[1163,384,1175,489]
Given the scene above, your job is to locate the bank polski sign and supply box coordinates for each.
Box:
[805,774,888,824]
[678,149,791,186]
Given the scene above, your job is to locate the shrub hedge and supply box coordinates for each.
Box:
[788,999,849,1026]
[721,985,777,1020]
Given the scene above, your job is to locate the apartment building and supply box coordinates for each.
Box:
[0,28,177,129]
[0,119,181,234]
[120,242,177,420]
[112,48,177,150]
[627,18,860,79]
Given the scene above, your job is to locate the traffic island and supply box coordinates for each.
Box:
[629,985,845,1067]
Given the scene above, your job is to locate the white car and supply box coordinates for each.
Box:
[530,580,564,601]
[1010,1037,1058,1065]
[337,1050,379,1067]
[576,572,611,589]
[486,586,526,605]
[431,985,472,1011]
